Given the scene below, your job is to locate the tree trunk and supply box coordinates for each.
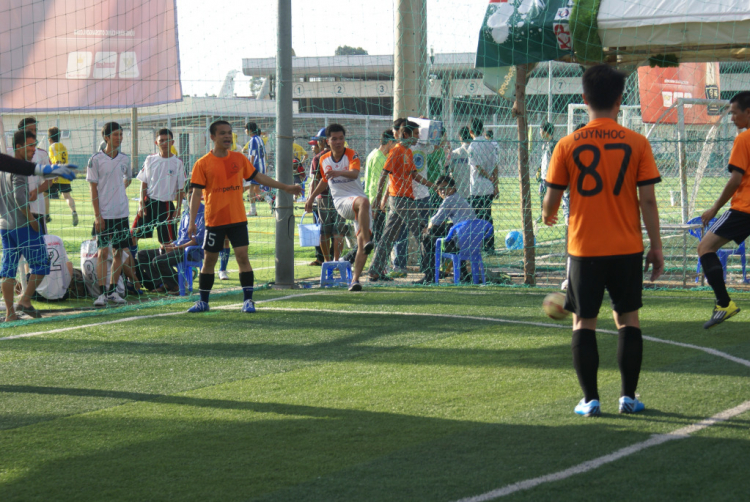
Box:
[513,64,535,286]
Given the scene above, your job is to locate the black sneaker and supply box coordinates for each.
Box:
[348,281,362,292]
[412,276,432,285]
[363,241,374,254]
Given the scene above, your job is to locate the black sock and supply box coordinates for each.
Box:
[617,326,643,399]
[108,283,117,295]
[239,271,254,301]
[700,253,731,307]
[199,273,214,303]
[572,329,599,402]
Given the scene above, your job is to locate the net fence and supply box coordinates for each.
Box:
[1,0,749,325]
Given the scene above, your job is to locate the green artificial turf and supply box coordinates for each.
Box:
[0,288,748,501]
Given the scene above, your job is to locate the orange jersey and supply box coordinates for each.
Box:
[546,118,661,258]
[727,129,750,214]
[190,151,257,227]
[384,143,416,198]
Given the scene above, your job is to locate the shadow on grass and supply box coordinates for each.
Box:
[3,386,743,502]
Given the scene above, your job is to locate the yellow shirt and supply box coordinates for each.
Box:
[292,142,308,162]
[170,144,178,156]
[48,142,71,185]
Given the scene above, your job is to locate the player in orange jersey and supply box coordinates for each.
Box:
[186,121,301,313]
[543,65,664,417]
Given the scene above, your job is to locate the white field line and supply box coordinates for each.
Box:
[0,292,330,342]
[455,400,750,502]
[261,307,750,369]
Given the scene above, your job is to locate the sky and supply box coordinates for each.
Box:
[176,0,489,97]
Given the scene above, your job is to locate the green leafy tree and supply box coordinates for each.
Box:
[335,45,368,56]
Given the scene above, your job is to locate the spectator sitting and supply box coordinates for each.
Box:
[416,175,476,284]
[137,196,206,294]
[1,131,51,320]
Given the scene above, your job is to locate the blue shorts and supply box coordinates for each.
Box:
[249,162,266,186]
[0,227,50,278]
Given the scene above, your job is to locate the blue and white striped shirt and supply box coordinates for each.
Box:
[248,135,266,173]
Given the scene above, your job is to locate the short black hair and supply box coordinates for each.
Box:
[434,175,455,188]
[13,130,35,149]
[326,123,346,137]
[484,129,494,140]
[730,91,750,111]
[471,117,483,134]
[393,117,407,131]
[574,122,587,132]
[582,64,626,111]
[101,122,122,138]
[246,121,259,133]
[541,121,554,136]
[17,117,36,130]
[380,129,395,145]
[459,126,471,142]
[209,120,231,135]
[157,128,173,139]
[401,121,419,137]
[48,127,61,143]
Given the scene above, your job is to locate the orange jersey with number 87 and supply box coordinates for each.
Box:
[546,118,661,258]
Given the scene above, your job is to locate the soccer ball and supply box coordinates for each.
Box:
[543,292,569,320]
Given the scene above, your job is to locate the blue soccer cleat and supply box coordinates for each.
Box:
[574,398,601,417]
[618,396,645,414]
[35,163,78,181]
[187,300,210,313]
[242,300,256,313]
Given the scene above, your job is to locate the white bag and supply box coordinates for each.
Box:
[80,240,125,297]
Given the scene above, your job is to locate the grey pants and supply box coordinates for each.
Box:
[369,196,427,275]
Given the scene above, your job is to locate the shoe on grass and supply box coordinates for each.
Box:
[218,270,229,280]
[242,300,256,313]
[618,396,645,414]
[13,303,41,318]
[94,293,108,307]
[72,212,79,226]
[704,300,740,329]
[108,292,126,305]
[348,281,362,292]
[388,270,407,279]
[574,398,601,417]
[188,300,210,313]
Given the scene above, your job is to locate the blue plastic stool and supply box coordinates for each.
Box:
[435,220,494,285]
[687,216,748,284]
[178,245,204,296]
[320,260,352,287]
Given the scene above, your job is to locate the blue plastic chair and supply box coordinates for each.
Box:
[687,216,748,283]
[320,260,352,287]
[178,245,204,296]
[434,219,494,285]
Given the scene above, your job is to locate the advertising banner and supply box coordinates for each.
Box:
[0,0,182,111]
[637,63,721,124]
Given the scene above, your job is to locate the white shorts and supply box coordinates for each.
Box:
[334,196,371,236]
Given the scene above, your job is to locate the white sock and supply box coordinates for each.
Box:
[251,202,256,210]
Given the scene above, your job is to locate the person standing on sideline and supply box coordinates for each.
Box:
[87,122,132,307]
[449,126,472,200]
[365,129,397,246]
[18,118,52,232]
[47,127,79,226]
[369,121,437,284]
[186,121,301,313]
[543,64,664,417]
[467,118,498,253]
[244,121,266,217]
[698,91,750,328]
[2,131,51,319]
[304,124,373,291]
[133,129,186,244]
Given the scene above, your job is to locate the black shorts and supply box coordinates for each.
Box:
[203,223,249,253]
[709,209,750,244]
[49,183,73,195]
[565,253,644,318]
[92,217,131,250]
[317,196,346,237]
[132,199,176,244]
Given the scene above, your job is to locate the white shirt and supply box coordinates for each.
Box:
[450,143,471,199]
[468,139,498,196]
[410,145,430,200]
[29,148,51,214]
[320,149,367,200]
[137,154,186,201]
[86,151,132,219]
[36,235,71,300]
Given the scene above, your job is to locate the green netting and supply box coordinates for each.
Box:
[1,0,750,326]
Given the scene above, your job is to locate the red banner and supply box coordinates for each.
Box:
[0,0,182,112]
[638,63,721,124]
